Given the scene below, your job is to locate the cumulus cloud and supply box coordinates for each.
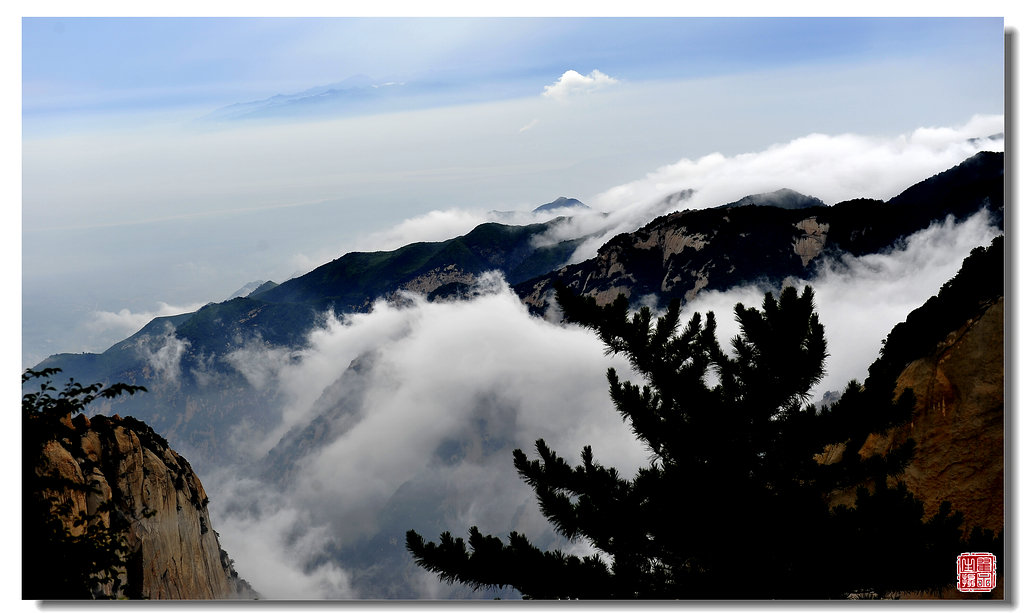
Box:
[542,69,619,101]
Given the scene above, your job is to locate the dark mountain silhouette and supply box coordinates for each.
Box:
[256,218,584,311]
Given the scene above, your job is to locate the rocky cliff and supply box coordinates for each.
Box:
[857,297,1003,535]
[26,410,256,600]
[812,236,1004,600]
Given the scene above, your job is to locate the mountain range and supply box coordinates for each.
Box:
[29,150,1005,598]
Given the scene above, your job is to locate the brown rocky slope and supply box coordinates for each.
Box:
[25,408,256,600]
[858,297,1003,536]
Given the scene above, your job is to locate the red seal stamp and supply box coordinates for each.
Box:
[957,552,997,593]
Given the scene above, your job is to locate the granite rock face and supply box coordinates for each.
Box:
[32,413,256,600]
[859,297,1004,535]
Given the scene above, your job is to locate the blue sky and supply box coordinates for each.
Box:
[20,16,1007,367]
[23,17,1002,124]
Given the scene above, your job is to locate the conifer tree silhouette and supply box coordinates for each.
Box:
[408,282,998,599]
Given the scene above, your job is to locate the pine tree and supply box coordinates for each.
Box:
[407,285,987,599]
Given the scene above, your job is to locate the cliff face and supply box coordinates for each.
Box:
[31,413,256,599]
[859,297,1004,535]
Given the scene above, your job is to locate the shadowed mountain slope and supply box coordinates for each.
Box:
[515,151,1003,313]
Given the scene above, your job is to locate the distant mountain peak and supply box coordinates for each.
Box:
[719,188,825,210]
[533,197,589,213]
[202,74,406,122]
[227,280,272,300]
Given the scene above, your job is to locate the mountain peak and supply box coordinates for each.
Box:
[532,197,589,213]
[227,280,273,300]
[719,188,824,210]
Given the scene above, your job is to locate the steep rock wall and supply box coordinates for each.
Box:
[33,414,256,599]
[859,298,1003,535]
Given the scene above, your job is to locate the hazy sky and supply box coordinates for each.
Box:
[21,16,1005,366]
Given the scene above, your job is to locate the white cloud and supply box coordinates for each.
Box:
[528,115,1004,265]
[88,301,207,340]
[210,275,649,598]
[348,203,600,255]
[518,118,539,133]
[680,209,1001,403]
[592,114,1004,211]
[206,200,1002,598]
[542,69,619,101]
[136,323,191,385]
[32,116,1004,599]
[351,208,492,252]
[210,477,356,600]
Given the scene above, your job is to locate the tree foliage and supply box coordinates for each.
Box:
[22,368,147,600]
[407,285,996,598]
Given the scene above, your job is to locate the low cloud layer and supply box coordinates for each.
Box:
[545,115,1004,265]
[682,209,1001,401]
[206,197,1000,598]
[346,115,1003,270]
[33,117,1004,599]
[208,274,650,598]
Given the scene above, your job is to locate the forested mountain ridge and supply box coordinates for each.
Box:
[256,217,587,310]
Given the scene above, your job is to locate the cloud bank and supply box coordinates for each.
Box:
[681,209,1001,401]
[206,193,1001,598]
[332,115,1003,274]
[207,274,650,598]
[529,114,1004,264]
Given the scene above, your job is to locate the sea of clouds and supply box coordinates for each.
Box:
[125,117,1004,598]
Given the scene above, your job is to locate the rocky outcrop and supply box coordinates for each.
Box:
[401,264,477,295]
[858,297,1003,535]
[31,413,257,600]
[793,217,829,266]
